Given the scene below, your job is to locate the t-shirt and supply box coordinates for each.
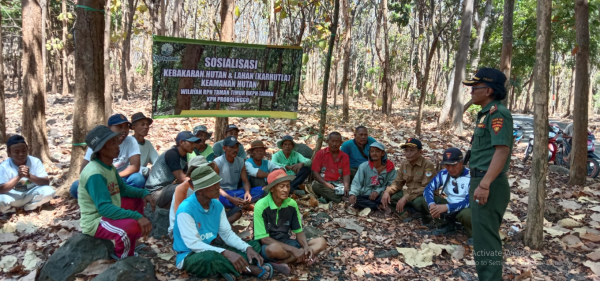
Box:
[0,156,48,189]
[213,155,245,191]
[564,123,574,136]
[212,140,246,159]
[244,159,280,179]
[254,192,303,242]
[138,139,159,171]
[145,146,188,192]
[271,150,312,176]
[168,181,193,235]
[340,136,377,169]
[187,145,215,162]
[311,147,350,182]
[85,136,140,173]
[78,159,149,236]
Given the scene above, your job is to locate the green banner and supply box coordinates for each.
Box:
[152,36,303,119]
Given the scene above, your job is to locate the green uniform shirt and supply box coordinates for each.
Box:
[253,193,303,242]
[469,100,513,173]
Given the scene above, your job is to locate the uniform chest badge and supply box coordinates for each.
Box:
[492,118,504,135]
[477,123,486,128]
[425,170,433,177]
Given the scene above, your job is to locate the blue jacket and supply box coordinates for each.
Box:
[423,168,470,213]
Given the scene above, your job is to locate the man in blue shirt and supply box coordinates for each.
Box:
[340,126,377,181]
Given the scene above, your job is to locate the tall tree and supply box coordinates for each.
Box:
[524,0,551,250]
[120,0,138,100]
[449,0,473,133]
[103,0,112,120]
[313,0,340,154]
[374,0,391,115]
[214,0,235,142]
[61,0,69,96]
[568,0,590,185]
[0,11,5,143]
[21,0,53,163]
[499,0,514,107]
[470,0,492,72]
[64,0,107,193]
[340,0,354,122]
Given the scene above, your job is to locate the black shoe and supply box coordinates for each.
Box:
[431,223,458,236]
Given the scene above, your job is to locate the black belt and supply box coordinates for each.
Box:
[470,169,487,177]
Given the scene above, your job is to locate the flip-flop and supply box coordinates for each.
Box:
[257,263,273,280]
[134,244,157,256]
[220,273,235,281]
[269,262,290,276]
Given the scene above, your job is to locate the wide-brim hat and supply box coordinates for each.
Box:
[130,112,153,125]
[85,125,120,160]
[277,135,296,149]
[193,125,213,138]
[248,140,267,151]
[190,165,222,192]
[264,170,296,192]
[186,155,209,176]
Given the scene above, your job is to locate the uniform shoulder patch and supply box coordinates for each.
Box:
[492,118,504,135]
[425,170,433,177]
[489,104,498,114]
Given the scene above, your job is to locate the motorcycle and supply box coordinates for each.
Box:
[513,122,524,145]
[554,130,600,178]
[522,123,560,163]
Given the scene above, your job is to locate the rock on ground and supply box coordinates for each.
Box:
[549,165,570,175]
[303,225,324,240]
[294,143,314,159]
[144,206,170,239]
[38,233,114,281]
[91,257,155,281]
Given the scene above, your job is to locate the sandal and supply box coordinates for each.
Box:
[220,273,235,281]
[134,243,157,256]
[257,263,273,280]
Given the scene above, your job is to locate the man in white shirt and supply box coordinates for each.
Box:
[70,114,145,198]
[1,135,55,220]
[130,112,158,177]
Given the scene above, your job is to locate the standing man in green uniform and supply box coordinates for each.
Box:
[463,68,512,281]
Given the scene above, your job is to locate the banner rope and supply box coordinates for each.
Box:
[76,5,105,14]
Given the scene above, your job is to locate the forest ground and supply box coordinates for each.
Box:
[2,88,600,280]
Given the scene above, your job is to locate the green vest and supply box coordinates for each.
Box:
[469,100,513,173]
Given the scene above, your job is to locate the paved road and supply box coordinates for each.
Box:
[512,113,600,156]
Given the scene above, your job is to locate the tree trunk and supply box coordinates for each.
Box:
[313,0,339,155]
[267,0,276,44]
[214,0,235,142]
[21,0,53,163]
[523,72,534,113]
[61,0,69,96]
[120,0,137,100]
[439,67,455,123]
[103,0,112,120]
[524,0,551,250]
[416,33,442,136]
[449,0,473,134]
[0,11,5,143]
[568,0,590,186]
[41,0,47,92]
[175,45,203,114]
[499,0,514,107]
[470,0,492,72]
[63,0,107,194]
[172,0,182,37]
[340,0,352,122]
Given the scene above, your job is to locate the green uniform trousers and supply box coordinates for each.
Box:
[389,191,431,224]
[470,174,510,281]
[182,240,262,278]
[311,181,342,203]
[421,196,472,237]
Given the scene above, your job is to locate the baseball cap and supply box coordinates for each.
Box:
[225,124,239,133]
[190,165,222,192]
[6,135,26,149]
[370,142,385,151]
[107,114,131,126]
[401,138,423,150]
[85,125,120,159]
[223,136,240,147]
[193,125,213,137]
[175,131,201,145]
[440,147,463,165]
[130,112,153,125]
[462,68,507,100]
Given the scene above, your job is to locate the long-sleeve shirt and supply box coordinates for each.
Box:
[245,159,281,178]
[271,150,312,176]
[78,159,149,236]
[423,168,471,213]
[350,160,397,196]
[173,197,250,269]
[385,156,435,202]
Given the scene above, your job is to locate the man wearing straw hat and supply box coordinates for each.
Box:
[254,170,327,274]
[271,135,312,195]
[245,140,282,188]
[172,165,273,280]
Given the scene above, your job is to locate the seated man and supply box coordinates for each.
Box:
[255,170,327,274]
[271,135,312,195]
[130,112,158,177]
[381,138,435,221]
[146,131,200,209]
[213,124,247,159]
[341,126,377,181]
[0,135,55,220]
[245,140,281,188]
[422,148,472,239]
[348,142,397,210]
[173,165,272,280]
[70,114,145,198]
[188,125,215,162]
[310,132,351,203]
[78,125,155,260]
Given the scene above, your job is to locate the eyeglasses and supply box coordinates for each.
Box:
[471,86,489,92]
[452,180,458,194]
